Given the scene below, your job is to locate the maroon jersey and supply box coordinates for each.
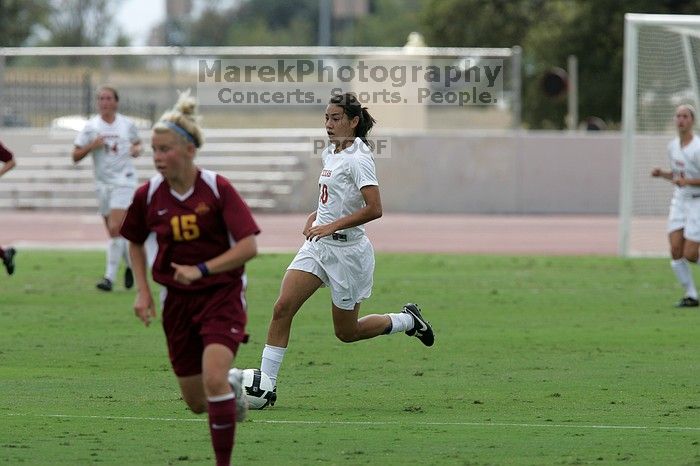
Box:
[120,169,260,291]
[0,142,14,163]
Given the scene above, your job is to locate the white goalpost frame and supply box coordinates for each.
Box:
[681,35,700,112]
[619,14,638,257]
[619,13,700,257]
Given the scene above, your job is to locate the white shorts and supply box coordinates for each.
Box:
[667,193,700,242]
[288,235,374,310]
[96,184,136,217]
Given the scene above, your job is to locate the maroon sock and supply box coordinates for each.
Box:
[208,394,236,466]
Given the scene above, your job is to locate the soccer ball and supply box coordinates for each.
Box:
[233,368,275,409]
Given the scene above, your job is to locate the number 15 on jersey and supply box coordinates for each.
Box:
[170,214,200,241]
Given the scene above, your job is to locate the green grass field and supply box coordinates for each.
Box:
[1,251,699,465]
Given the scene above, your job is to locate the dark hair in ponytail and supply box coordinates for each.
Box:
[329,92,377,149]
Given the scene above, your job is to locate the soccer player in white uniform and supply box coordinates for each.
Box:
[0,140,17,275]
[651,104,700,307]
[259,92,434,405]
[72,86,142,292]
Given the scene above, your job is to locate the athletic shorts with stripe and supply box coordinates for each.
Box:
[288,235,374,310]
[162,282,248,377]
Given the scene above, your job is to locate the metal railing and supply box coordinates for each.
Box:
[1,70,156,127]
[0,45,522,129]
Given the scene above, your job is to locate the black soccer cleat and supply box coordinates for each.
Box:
[96,277,113,292]
[675,296,699,308]
[124,267,134,289]
[402,303,434,347]
[3,247,16,275]
[268,386,277,407]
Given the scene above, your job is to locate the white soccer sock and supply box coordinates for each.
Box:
[261,344,286,386]
[105,237,122,281]
[119,237,131,267]
[387,312,414,334]
[671,258,698,299]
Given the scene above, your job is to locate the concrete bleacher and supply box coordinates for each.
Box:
[1,128,629,215]
[0,128,322,212]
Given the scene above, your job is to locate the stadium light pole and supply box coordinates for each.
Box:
[511,45,522,129]
[0,54,4,127]
[319,0,331,46]
[567,55,578,131]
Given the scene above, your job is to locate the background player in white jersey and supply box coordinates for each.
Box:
[260,92,434,405]
[0,140,17,275]
[651,104,700,307]
[72,86,142,292]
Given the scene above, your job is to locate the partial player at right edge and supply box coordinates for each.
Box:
[0,140,17,275]
[258,92,434,408]
[651,104,700,307]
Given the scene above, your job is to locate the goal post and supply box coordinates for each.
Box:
[619,13,700,257]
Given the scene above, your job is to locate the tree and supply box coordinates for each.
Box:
[335,0,426,46]
[39,0,120,46]
[187,0,319,46]
[186,0,427,47]
[0,0,51,47]
[420,0,700,129]
[422,0,541,48]
[188,6,238,46]
[523,0,700,128]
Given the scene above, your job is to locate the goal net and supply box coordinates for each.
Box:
[619,13,700,256]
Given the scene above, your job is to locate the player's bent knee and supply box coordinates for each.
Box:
[184,397,207,414]
[202,372,230,397]
[334,329,359,343]
[190,403,207,414]
[272,299,296,320]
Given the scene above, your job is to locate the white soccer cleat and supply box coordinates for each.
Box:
[228,368,248,422]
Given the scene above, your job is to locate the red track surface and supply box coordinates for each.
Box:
[1,211,619,255]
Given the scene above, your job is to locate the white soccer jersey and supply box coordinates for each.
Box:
[668,134,700,197]
[315,137,379,240]
[74,113,139,186]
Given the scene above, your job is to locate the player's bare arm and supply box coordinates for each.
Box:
[129,242,156,326]
[650,167,673,179]
[302,211,317,236]
[72,136,105,163]
[0,158,16,177]
[673,173,700,187]
[306,185,382,241]
[171,234,258,285]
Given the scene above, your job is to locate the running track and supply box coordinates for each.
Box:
[1,211,620,255]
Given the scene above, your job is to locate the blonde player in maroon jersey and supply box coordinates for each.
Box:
[651,104,700,307]
[72,86,142,292]
[120,91,260,466]
[0,140,17,275]
[259,92,434,407]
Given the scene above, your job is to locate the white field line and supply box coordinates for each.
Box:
[4,413,699,431]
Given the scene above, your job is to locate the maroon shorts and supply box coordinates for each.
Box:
[162,282,249,377]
